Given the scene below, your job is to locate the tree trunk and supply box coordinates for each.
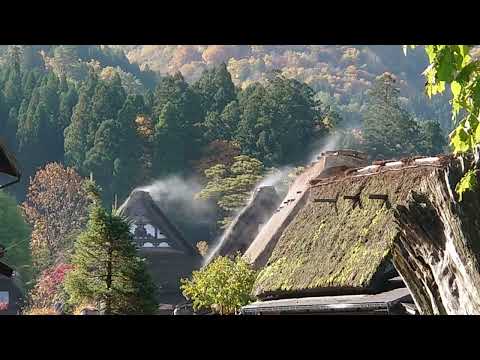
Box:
[392,162,480,314]
[105,243,113,315]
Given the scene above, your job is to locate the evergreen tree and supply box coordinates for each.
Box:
[64,182,157,314]
[201,100,240,143]
[17,87,51,176]
[193,63,237,116]
[83,94,145,205]
[84,119,122,205]
[235,83,267,161]
[235,74,321,166]
[3,48,22,110]
[419,120,447,156]
[152,73,202,176]
[88,73,126,147]
[64,70,98,170]
[21,69,40,101]
[197,155,265,229]
[362,73,424,159]
[58,82,78,132]
[112,94,145,200]
[20,45,45,71]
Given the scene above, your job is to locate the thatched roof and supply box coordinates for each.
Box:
[118,190,197,256]
[244,149,368,269]
[205,185,280,264]
[252,156,452,300]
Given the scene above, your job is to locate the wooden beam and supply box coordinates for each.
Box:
[344,194,362,209]
[369,194,388,201]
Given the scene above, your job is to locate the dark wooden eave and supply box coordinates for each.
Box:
[0,261,13,278]
[0,139,21,188]
[240,287,413,315]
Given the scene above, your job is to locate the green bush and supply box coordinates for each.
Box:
[181,255,257,315]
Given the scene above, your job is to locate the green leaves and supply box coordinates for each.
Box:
[450,126,471,154]
[197,155,265,229]
[456,169,478,201]
[407,45,480,199]
[455,61,477,84]
[181,255,257,315]
[436,49,456,82]
[451,81,462,98]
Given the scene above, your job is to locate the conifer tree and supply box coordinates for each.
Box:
[362,73,424,159]
[193,62,237,116]
[64,71,98,171]
[152,73,202,176]
[64,181,158,314]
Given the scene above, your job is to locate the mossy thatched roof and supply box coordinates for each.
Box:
[253,163,442,299]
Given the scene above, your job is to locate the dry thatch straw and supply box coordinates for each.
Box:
[252,157,480,314]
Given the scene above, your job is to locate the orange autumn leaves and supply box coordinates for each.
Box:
[21,163,91,271]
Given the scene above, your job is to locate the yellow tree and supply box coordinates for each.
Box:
[22,163,91,271]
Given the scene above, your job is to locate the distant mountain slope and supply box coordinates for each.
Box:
[119,45,424,91]
[0,45,453,129]
[116,45,452,128]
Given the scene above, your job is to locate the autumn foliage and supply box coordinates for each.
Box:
[192,140,241,179]
[28,263,73,310]
[21,163,91,271]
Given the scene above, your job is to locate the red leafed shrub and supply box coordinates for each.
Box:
[29,263,74,309]
[0,301,8,311]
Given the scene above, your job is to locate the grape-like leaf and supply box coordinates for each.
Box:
[456,169,477,201]
[451,126,472,154]
[451,81,461,98]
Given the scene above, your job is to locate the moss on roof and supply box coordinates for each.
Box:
[253,166,436,299]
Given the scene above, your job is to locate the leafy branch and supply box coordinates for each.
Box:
[404,45,480,199]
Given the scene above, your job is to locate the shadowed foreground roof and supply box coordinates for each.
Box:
[253,157,452,300]
[0,140,20,178]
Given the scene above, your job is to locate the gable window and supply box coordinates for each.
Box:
[145,224,156,237]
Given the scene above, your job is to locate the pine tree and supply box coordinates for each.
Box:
[64,71,98,171]
[3,48,22,110]
[64,182,158,314]
[234,75,321,166]
[197,155,265,229]
[112,95,145,200]
[84,119,121,205]
[419,120,447,156]
[193,63,237,116]
[152,74,202,176]
[363,73,424,159]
